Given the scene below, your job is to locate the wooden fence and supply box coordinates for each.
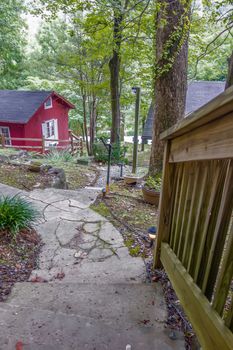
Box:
[154,86,233,349]
[0,130,83,155]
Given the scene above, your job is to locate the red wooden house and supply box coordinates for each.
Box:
[0,90,75,151]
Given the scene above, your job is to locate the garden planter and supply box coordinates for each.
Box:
[142,186,160,206]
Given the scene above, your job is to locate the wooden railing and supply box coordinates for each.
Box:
[0,130,83,155]
[154,86,233,350]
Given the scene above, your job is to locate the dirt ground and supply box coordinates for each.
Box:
[0,228,41,301]
[91,181,159,258]
[0,163,98,191]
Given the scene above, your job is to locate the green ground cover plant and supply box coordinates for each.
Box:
[0,196,39,237]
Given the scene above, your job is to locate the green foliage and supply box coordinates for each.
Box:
[45,150,73,164]
[0,0,27,89]
[188,2,232,81]
[145,174,162,191]
[0,196,39,237]
[93,142,128,164]
[90,202,110,217]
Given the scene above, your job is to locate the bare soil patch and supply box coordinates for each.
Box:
[0,228,41,301]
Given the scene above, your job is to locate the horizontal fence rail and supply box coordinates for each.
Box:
[0,131,83,155]
[155,86,233,349]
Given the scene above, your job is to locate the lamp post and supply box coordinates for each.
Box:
[132,86,141,174]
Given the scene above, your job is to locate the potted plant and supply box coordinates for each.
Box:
[142,174,162,206]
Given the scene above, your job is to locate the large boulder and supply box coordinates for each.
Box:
[48,167,68,189]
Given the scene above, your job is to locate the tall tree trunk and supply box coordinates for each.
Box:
[120,112,125,142]
[89,95,97,155]
[109,8,122,144]
[225,50,233,89]
[82,93,90,156]
[149,0,191,175]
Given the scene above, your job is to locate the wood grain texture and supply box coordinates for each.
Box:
[160,85,233,140]
[169,112,233,163]
[161,243,233,350]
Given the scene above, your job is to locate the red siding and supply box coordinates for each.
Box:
[0,122,25,146]
[0,94,71,151]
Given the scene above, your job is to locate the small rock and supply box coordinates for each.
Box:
[0,155,9,162]
[40,164,52,173]
[74,251,87,259]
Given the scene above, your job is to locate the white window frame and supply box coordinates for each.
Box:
[0,126,11,145]
[42,119,58,147]
[44,97,53,109]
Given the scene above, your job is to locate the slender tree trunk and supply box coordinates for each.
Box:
[149,0,190,175]
[89,95,97,155]
[109,8,122,144]
[225,50,233,89]
[82,93,90,155]
[120,112,125,142]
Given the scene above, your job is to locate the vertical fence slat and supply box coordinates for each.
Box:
[169,163,183,249]
[192,162,221,283]
[172,164,189,254]
[154,141,175,267]
[181,163,200,267]
[201,161,233,297]
[187,165,208,275]
[225,295,233,331]
[212,218,233,316]
[177,163,195,261]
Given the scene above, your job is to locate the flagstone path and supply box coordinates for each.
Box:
[0,183,184,350]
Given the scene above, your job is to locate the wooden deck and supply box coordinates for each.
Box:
[154,85,233,349]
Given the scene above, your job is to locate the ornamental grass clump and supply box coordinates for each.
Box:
[0,196,39,237]
[45,150,73,164]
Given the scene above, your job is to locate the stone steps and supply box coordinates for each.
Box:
[0,282,184,350]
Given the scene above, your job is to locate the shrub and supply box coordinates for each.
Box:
[0,196,39,237]
[145,174,162,191]
[93,142,128,164]
[45,150,73,164]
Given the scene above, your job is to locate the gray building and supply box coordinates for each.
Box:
[142,81,225,143]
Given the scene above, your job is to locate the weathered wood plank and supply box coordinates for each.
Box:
[160,85,233,141]
[186,164,208,275]
[6,145,43,149]
[213,219,233,316]
[192,162,221,283]
[201,161,233,297]
[181,162,200,267]
[176,163,195,260]
[169,163,183,249]
[154,141,175,267]
[161,243,233,350]
[169,112,233,162]
[225,295,233,331]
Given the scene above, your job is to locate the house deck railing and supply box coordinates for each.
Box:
[154,86,233,350]
[0,130,83,155]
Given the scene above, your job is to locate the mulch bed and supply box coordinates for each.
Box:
[0,228,41,301]
[0,164,53,191]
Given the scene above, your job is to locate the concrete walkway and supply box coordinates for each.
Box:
[0,183,184,350]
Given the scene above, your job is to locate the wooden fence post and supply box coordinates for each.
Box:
[154,141,174,268]
[42,136,45,154]
[80,138,83,156]
[69,130,74,153]
[0,134,5,148]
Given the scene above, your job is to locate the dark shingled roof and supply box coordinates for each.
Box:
[142,81,225,141]
[0,90,52,123]
[0,90,75,124]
